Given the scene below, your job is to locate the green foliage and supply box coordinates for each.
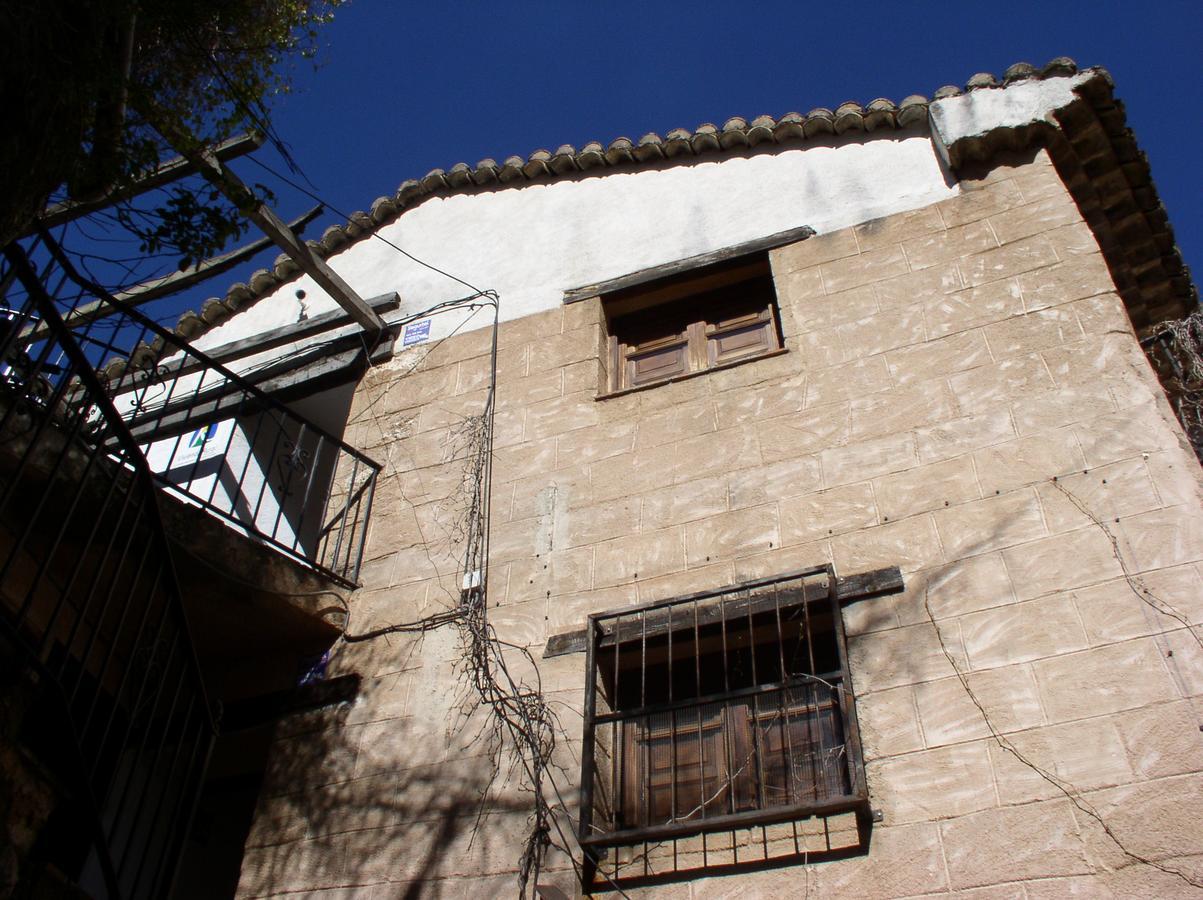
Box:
[130,2,340,150]
[113,181,277,271]
[0,0,342,263]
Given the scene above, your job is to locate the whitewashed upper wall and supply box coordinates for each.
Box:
[192,130,960,354]
[187,71,1121,376]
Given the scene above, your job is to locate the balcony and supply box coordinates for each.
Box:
[0,243,380,898]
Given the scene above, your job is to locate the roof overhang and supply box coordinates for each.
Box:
[174,58,1194,349]
[931,70,1195,327]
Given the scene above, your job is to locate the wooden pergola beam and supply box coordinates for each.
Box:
[26,132,265,235]
[163,291,399,381]
[21,205,324,342]
[115,203,324,306]
[188,150,386,337]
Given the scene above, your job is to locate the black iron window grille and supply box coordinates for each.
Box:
[579,566,869,873]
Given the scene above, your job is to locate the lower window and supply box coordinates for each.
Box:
[579,566,868,851]
[619,686,848,830]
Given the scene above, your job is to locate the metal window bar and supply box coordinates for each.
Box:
[578,566,868,859]
[3,235,381,586]
[0,245,219,899]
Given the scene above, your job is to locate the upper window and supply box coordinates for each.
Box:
[603,254,782,394]
[578,566,869,880]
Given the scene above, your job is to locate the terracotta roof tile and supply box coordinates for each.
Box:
[170,57,1192,344]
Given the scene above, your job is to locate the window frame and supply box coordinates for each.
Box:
[600,254,785,396]
[577,565,870,858]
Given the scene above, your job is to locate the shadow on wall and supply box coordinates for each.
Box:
[233,631,557,898]
[236,506,1144,898]
[234,551,1019,895]
[589,544,1009,891]
[576,553,980,892]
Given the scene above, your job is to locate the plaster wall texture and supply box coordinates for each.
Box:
[928,72,1093,166]
[236,148,1203,898]
[188,130,959,368]
[184,69,1108,387]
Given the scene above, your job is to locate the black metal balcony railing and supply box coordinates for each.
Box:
[3,244,379,586]
[0,239,379,898]
[2,246,215,900]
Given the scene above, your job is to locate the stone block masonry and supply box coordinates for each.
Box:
[237,147,1203,898]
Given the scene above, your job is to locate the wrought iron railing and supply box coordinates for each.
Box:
[1,246,218,899]
[3,241,379,586]
[578,566,868,884]
[0,238,380,895]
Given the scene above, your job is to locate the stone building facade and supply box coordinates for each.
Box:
[179,62,1203,897]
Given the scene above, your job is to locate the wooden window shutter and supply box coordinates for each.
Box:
[619,719,639,827]
[602,255,781,393]
[622,330,690,387]
[724,703,758,812]
[705,304,778,367]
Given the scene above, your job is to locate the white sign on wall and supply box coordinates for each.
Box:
[145,419,234,472]
[403,319,431,346]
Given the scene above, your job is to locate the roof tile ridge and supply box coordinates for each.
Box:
[176,57,1097,343]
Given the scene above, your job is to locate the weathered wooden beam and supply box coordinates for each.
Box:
[123,339,369,444]
[121,315,399,445]
[541,565,904,658]
[115,204,323,305]
[561,225,815,304]
[121,347,355,445]
[21,205,325,342]
[114,296,400,445]
[26,132,265,235]
[834,566,906,603]
[162,292,399,381]
[188,150,386,336]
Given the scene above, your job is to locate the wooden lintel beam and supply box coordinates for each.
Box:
[190,152,386,337]
[21,204,325,342]
[541,565,904,658]
[28,132,265,235]
[561,224,815,304]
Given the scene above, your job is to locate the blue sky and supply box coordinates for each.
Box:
[97,1,1203,323]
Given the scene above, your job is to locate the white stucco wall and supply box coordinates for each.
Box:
[131,75,1113,554]
[929,71,1093,166]
[142,418,301,550]
[179,70,1111,377]
[192,129,962,358]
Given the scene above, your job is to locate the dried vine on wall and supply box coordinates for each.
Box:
[924,475,1203,890]
[1146,309,1203,463]
[343,294,613,898]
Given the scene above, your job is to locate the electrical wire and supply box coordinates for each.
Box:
[200,144,622,894]
[344,292,634,896]
[242,153,486,296]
